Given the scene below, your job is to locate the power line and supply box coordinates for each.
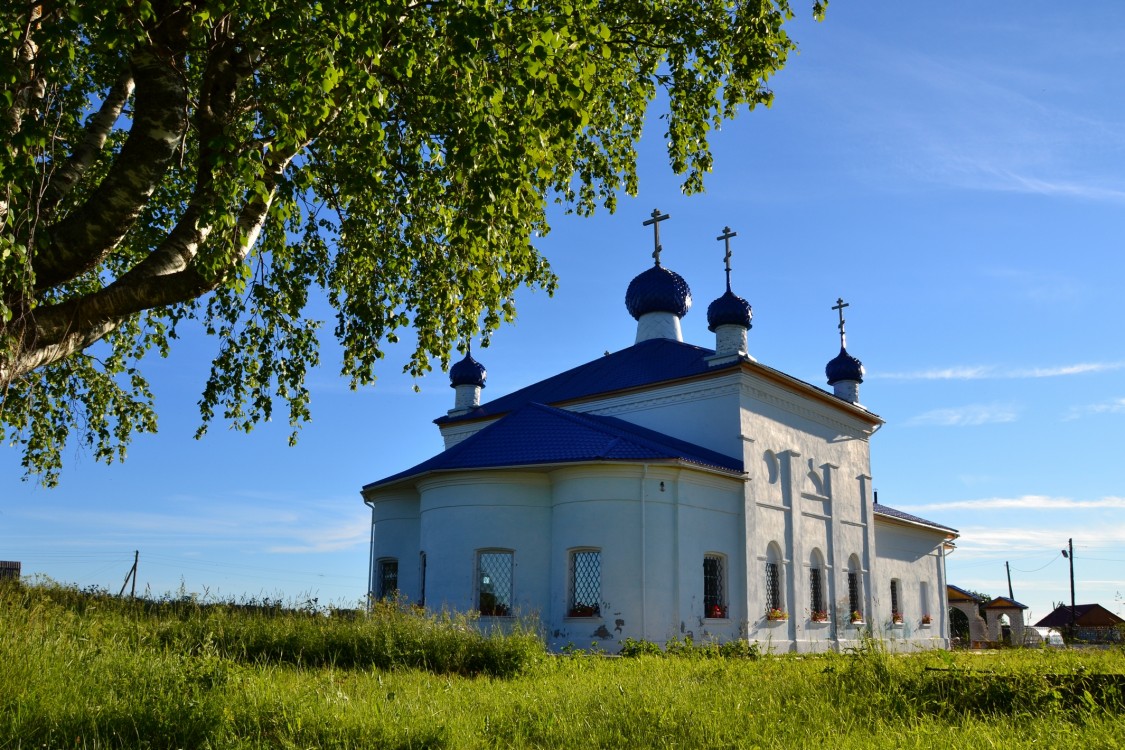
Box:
[1010,553,1063,574]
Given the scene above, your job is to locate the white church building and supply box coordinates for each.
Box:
[362,212,958,652]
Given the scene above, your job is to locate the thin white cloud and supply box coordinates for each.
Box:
[880,366,996,381]
[814,25,1125,206]
[879,362,1124,380]
[905,404,1018,427]
[987,169,1125,205]
[268,520,370,554]
[1065,397,1125,420]
[949,524,1125,556]
[900,495,1125,513]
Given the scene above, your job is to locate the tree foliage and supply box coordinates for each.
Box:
[1,0,820,484]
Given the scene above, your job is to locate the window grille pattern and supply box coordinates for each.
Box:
[477,551,513,616]
[704,555,726,618]
[419,551,427,607]
[765,561,781,613]
[569,550,601,616]
[809,567,824,614]
[890,579,901,619]
[377,559,398,600]
[848,570,860,617]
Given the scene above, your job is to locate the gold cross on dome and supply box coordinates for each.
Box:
[642,208,670,266]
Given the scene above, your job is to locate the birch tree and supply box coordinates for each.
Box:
[1,0,819,483]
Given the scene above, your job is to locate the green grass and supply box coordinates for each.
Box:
[2,581,1123,748]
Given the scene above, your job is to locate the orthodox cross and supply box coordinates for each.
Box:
[716,226,737,289]
[832,297,849,347]
[642,208,670,266]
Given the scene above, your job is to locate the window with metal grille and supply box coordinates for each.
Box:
[848,569,861,619]
[419,551,427,607]
[890,579,901,621]
[569,550,600,617]
[377,559,398,600]
[765,561,781,613]
[477,550,513,616]
[809,567,824,614]
[704,554,726,618]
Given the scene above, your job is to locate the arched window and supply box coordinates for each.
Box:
[376,558,398,600]
[809,548,826,621]
[477,549,514,617]
[704,553,727,619]
[569,548,601,617]
[890,579,903,623]
[847,555,863,622]
[765,543,785,617]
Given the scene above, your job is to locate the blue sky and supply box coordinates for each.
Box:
[3,2,1123,623]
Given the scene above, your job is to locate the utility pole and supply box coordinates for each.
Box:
[1005,561,1014,600]
[118,550,138,598]
[1061,539,1076,634]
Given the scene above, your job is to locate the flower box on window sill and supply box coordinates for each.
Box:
[891,612,904,626]
[848,612,864,626]
[567,605,600,618]
[810,610,829,624]
[706,604,728,620]
[766,608,788,622]
[920,614,932,627]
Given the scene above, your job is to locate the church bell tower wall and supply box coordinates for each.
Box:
[738,368,879,651]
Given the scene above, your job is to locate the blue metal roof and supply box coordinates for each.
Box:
[436,338,721,425]
[366,402,744,491]
[873,503,958,535]
[436,337,883,427]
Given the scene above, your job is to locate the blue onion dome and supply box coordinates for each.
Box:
[625,265,692,320]
[449,352,486,389]
[707,289,752,332]
[825,347,865,385]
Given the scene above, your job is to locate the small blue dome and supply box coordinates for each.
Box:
[707,289,752,332]
[625,265,692,320]
[826,347,864,385]
[450,352,486,389]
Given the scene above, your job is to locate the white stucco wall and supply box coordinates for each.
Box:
[872,519,951,649]
[417,472,552,617]
[368,491,421,601]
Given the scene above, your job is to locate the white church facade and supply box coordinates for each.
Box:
[362,212,958,652]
